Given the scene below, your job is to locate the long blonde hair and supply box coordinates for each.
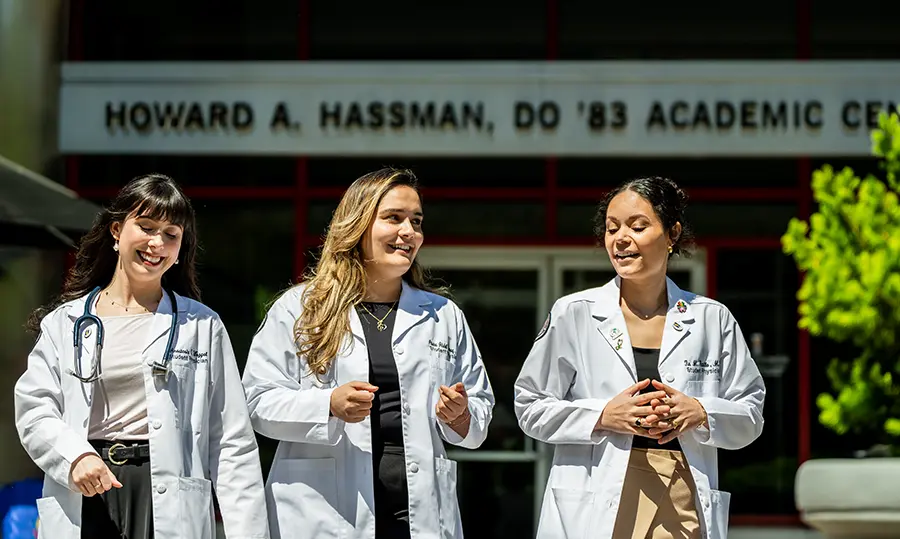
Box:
[296,167,439,377]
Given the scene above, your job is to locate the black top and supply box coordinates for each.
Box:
[355,301,410,530]
[357,301,404,446]
[632,347,682,451]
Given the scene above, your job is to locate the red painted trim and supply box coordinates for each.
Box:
[546,0,558,60]
[299,235,783,249]
[307,186,548,200]
[731,514,804,527]
[304,187,799,203]
[67,0,84,61]
[796,0,813,467]
[79,186,296,199]
[695,237,783,249]
[796,0,812,60]
[797,158,812,464]
[545,158,558,240]
[704,245,718,300]
[295,158,309,279]
[558,187,800,203]
[295,0,310,279]
[298,0,310,60]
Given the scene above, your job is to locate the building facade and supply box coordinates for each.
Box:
[49,1,900,536]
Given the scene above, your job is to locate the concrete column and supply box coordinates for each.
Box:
[0,0,67,485]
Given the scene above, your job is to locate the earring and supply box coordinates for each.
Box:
[175,259,180,265]
[113,241,119,252]
[667,245,673,254]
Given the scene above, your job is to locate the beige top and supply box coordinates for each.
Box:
[88,313,154,441]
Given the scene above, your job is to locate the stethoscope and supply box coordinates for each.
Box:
[69,285,179,383]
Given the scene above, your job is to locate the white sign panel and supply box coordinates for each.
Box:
[59,62,900,156]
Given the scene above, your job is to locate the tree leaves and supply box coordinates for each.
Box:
[783,107,900,445]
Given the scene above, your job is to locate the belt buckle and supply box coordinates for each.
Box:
[107,443,128,465]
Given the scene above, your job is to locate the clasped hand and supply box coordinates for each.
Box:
[596,379,707,444]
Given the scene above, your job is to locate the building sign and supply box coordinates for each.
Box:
[58,62,900,156]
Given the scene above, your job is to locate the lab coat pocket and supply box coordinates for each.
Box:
[707,489,731,539]
[269,458,341,539]
[178,477,214,539]
[36,496,77,539]
[550,488,595,539]
[430,359,455,419]
[435,457,461,539]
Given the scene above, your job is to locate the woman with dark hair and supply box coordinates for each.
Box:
[15,174,269,539]
[514,177,765,539]
[242,167,494,539]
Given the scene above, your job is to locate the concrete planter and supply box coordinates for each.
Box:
[795,458,900,538]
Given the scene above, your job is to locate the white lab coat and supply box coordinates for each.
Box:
[514,277,765,539]
[14,291,269,539]
[242,281,494,539]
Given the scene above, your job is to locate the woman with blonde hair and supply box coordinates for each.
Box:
[242,167,494,539]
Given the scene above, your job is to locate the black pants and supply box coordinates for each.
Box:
[81,442,153,539]
[374,444,410,539]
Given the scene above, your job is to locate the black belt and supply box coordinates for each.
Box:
[90,441,151,465]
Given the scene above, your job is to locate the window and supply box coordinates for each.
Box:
[79,156,296,188]
[557,201,797,239]
[557,158,799,189]
[192,199,295,364]
[559,1,796,59]
[82,0,298,60]
[811,3,900,59]
[307,157,545,189]
[309,0,545,60]
[716,248,799,514]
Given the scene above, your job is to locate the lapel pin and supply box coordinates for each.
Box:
[83,328,92,339]
[676,300,687,314]
[673,322,683,332]
[616,338,623,351]
[610,328,622,339]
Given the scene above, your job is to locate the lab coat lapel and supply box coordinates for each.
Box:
[141,290,182,365]
[658,278,696,370]
[392,281,433,345]
[590,280,637,382]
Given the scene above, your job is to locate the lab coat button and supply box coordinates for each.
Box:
[156,484,167,494]
[152,420,162,430]
[664,373,675,383]
[394,347,404,356]
[409,463,419,473]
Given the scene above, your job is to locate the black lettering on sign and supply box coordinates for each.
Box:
[105,101,254,133]
[584,101,627,131]
[320,101,485,131]
[646,101,666,129]
[740,101,757,129]
[806,101,823,129]
[842,101,861,129]
[270,102,300,132]
[515,101,559,130]
[716,102,735,129]
[761,102,787,129]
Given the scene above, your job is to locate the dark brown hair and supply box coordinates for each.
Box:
[26,174,200,331]
[593,176,695,258]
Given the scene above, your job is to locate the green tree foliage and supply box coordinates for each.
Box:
[782,109,900,442]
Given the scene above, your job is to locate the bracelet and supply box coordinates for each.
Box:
[446,408,471,428]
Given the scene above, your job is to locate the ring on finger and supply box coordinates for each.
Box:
[634,418,642,427]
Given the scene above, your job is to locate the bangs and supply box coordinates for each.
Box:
[128,185,194,229]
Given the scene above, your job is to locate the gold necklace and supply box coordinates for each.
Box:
[104,291,155,313]
[359,301,397,332]
[624,299,667,320]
